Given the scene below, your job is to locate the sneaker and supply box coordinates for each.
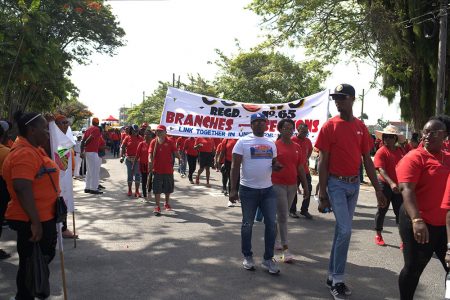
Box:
[84,189,91,193]
[153,206,161,216]
[242,256,255,270]
[127,190,132,197]
[227,201,235,207]
[221,189,226,194]
[261,259,280,274]
[330,282,352,298]
[164,203,172,211]
[98,184,106,190]
[375,234,386,246]
[181,174,186,178]
[134,191,142,198]
[300,210,313,219]
[224,191,229,196]
[274,240,283,251]
[314,195,319,201]
[327,280,351,296]
[89,189,103,195]
[289,212,300,219]
[281,250,294,263]
[189,180,194,184]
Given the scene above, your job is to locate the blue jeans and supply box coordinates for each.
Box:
[178,152,187,175]
[327,176,360,282]
[239,185,277,260]
[125,158,141,183]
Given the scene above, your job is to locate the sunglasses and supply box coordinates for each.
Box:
[383,135,397,139]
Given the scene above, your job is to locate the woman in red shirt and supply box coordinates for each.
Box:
[272,119,309,263]
[183,137,198,184]
[135,130,155,201]
[373,125,406,246]
[397,118,449,300]
[120,124,144,197]
[194,137,215,187]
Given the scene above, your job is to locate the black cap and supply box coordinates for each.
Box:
[330,84,355,98]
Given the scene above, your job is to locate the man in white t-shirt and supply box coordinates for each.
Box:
[229,113,282,274]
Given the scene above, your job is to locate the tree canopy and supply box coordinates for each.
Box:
[0,0,125,120]
[248,0,450,130]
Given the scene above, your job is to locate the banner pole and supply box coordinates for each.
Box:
[72,211,76,248]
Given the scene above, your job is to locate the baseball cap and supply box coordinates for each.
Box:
[131,124,139,131]
[330,84,355,98]
[250,113,267,123]
[156,124,167,131]
[0,120,9,132]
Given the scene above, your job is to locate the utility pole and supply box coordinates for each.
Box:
[435,0,448,115]
[360,88,365,119]
[172,73,175,87]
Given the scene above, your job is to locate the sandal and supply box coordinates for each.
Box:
[62,230,79,239]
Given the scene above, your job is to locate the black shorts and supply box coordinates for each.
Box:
[152,173,174,194]
[198,152,214,168]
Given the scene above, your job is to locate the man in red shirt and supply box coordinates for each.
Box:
[148,125,181,216]
[218,138,238,202]
[315,84,386,299]
[81,118,103,194]
[290,123,314,219]
[176,136,187,178]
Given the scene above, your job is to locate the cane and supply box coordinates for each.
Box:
[57,223,68,300]
[72,211,77,248]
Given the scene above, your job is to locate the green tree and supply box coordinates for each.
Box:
[248,0,450,130]
[0,0,125,120]
[55,97,93,130]
[213,49,329,103]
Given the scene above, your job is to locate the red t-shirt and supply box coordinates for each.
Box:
[83,126,101,152]
[176,137,187,151]
[195,138,214,153]
[110,132,120,141]
[136,140,150,164]
[315,116,372,176]
[183,138,198,157]
[440,175,450,210]
[149,138,177,174]
[213,138,222,148]
[120,132,128,142]
[272,140,304,185]
[221,139,237,162]
[373,146,405,184]
[396,147,450,226]
[292,135,312,174]
[122,135,144,157]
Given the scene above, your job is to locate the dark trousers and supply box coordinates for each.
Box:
[398,205,448,300]
[0,176,11,237]
[8,219,57,300]
[222,160,231,191]
[375,180,403,231]
[113,141,120,157]
[187,154,197,181]
[141,172,149,197]
[290,173,312,213]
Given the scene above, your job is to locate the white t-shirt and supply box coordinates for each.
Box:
[232,133,277,189]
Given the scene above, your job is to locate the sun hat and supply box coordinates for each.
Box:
[375,125,405,143]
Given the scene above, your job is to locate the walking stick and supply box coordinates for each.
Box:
[72,211,77,248]
[57,223,68,300]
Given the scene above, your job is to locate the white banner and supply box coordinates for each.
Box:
[160,87,329,144]
[49,121,76,213]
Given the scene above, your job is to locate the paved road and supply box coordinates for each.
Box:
[0,155,445,299]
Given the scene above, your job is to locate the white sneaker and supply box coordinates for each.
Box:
[281,250,294,263]
[227,201,235,207]
[314,195,319,201]
[243,256,255,270]
[261,258,280,274]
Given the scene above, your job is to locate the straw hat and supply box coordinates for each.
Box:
[375,125,405,143]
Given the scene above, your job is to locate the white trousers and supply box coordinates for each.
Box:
[74,153,82,177]
[85,152,100,190]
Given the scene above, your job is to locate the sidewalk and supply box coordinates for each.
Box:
[0,155,445,299]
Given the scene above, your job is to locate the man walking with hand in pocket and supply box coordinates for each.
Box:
[229,113,282,274]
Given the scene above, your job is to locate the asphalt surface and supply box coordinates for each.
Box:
[0,154,445,299]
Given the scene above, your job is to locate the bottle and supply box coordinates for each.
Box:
[315,195,331,213]
[445,272,450,300]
